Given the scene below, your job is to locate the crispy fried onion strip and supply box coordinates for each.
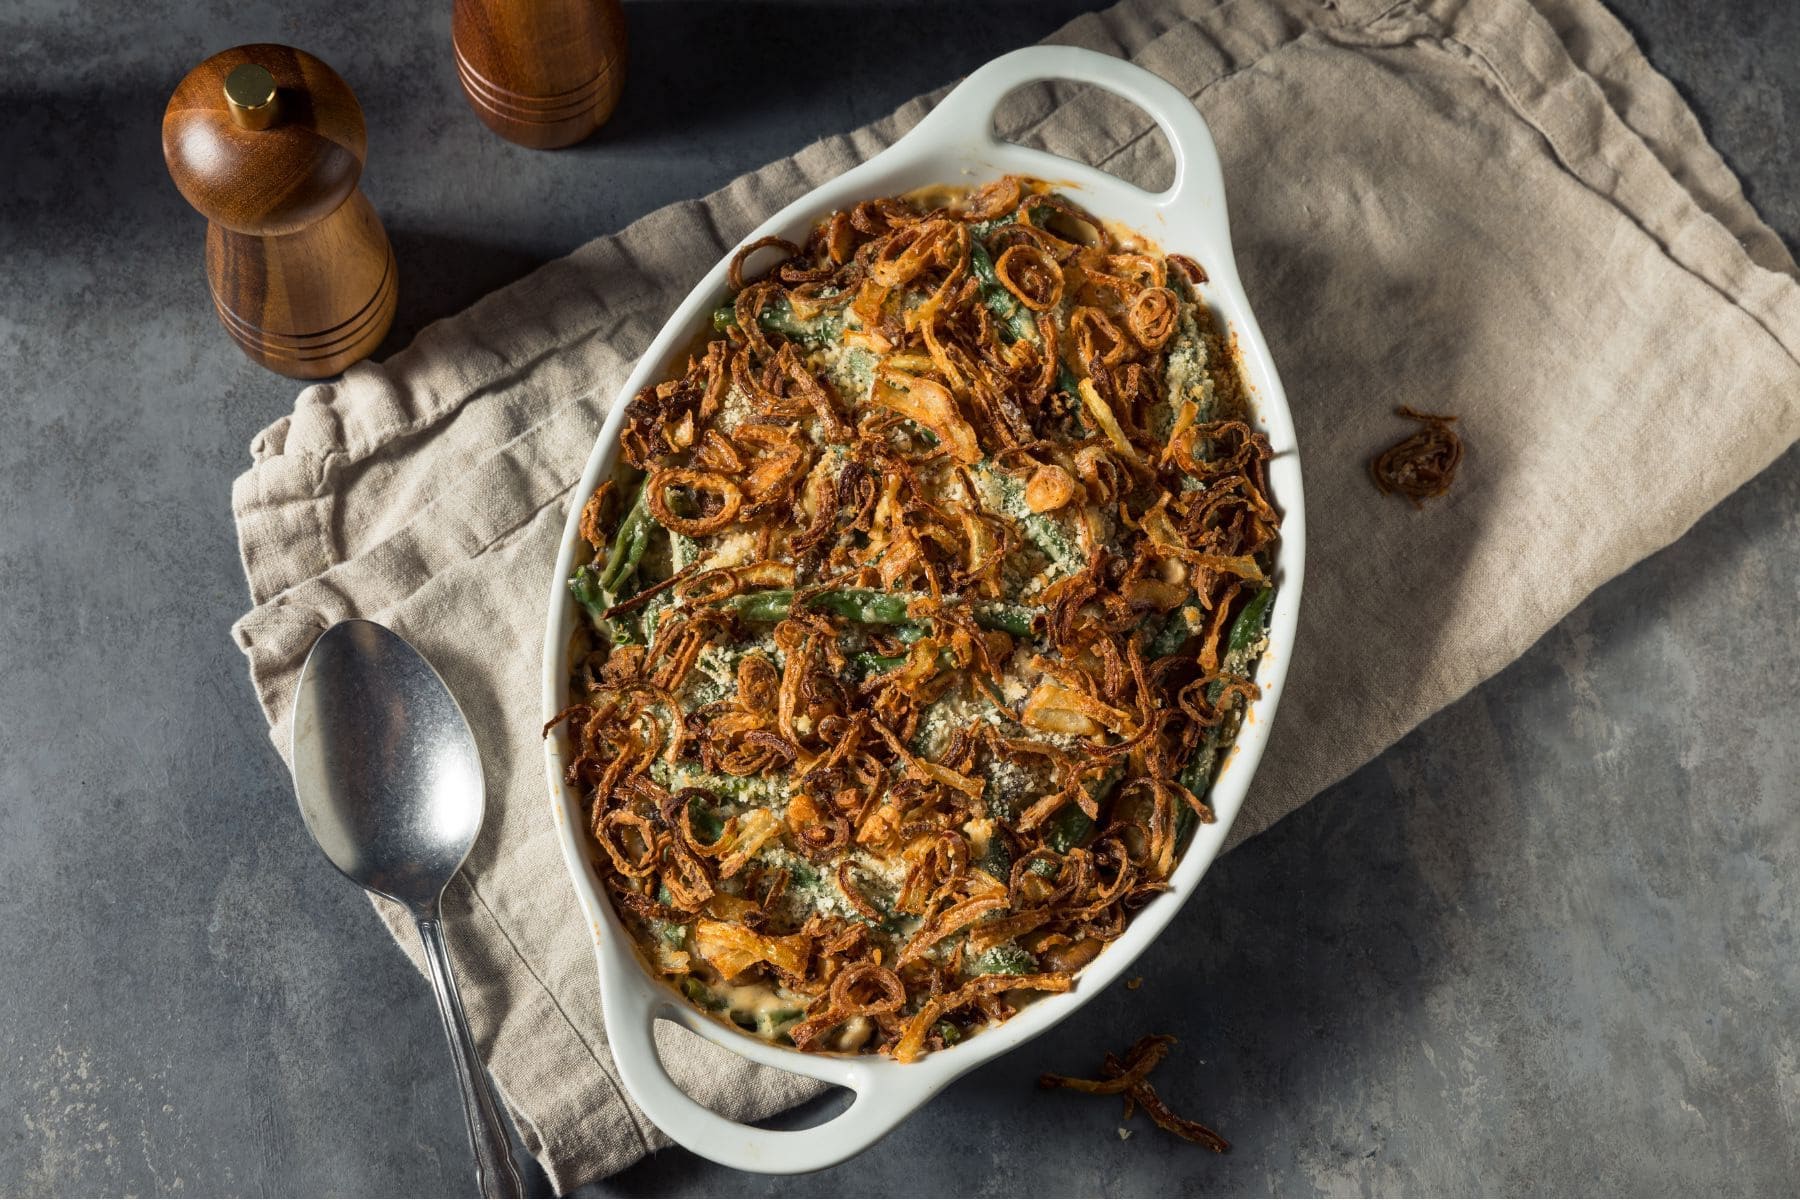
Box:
[894,972,1074,1062]
[961,175,1023,222]
[1071,306,1129,368]
[729,236,802,291]
[869,220,952,289]
[1126,287,1180,349]
[896,880,1009,966]
[1021,678,1139,739]
[1075,378,1137,461]
[994,244,1064,312]
[788,963,906,1050]
[691,919,811,982]
[871,366,982,464]
[595,811,658,879]
[696,808,783,878]
[646,468,743,536]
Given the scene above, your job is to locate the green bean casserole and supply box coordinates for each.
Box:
[551,176,1279,1059]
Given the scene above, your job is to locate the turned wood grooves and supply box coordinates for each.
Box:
[205,196,398,371]
[452,0,627,149]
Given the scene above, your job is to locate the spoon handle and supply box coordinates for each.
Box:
[417,916,524,1199]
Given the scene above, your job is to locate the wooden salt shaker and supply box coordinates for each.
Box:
[453,0,628,149]
[162,45,397,379]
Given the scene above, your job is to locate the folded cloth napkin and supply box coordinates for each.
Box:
[232,0,1800,1188]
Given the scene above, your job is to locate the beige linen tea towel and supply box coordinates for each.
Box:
[232,0,1800,1189]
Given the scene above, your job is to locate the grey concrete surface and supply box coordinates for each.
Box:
[1,0,1796,1195]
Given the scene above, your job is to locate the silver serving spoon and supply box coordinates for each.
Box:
[290,619,523,1199]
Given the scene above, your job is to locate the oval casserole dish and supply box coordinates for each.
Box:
[542,45,1306,1174]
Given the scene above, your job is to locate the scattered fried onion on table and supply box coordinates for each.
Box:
[550,176,1279,1059]
[1039,1034,1231,1152]
[1370,405,1464,507]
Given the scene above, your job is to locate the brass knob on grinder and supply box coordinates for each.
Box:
[162,44,397,378]
[223,64,279,130]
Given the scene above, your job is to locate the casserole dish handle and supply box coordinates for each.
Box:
[904,45,1232,249]
[602,961,945,1174]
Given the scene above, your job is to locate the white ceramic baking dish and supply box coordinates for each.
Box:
[541,44,1305,1175]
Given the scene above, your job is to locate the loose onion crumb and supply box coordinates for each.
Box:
[1039,1034,1230,1153]
[1370,406,1464,508]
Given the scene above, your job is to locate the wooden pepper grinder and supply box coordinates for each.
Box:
[162,45,397,379]
[453,0,627,149]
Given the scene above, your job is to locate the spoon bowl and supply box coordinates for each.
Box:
[291,618,484,908]
[291,618,522,1199]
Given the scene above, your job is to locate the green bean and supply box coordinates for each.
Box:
[1046,768,1123,854]
[1161,283,1215,448]
[972,463,1083,576]
[1174,748,1215,849]
[652,756,785,805]
[980,761,1027,824]
[568,563,610,620]
[1173,586,1275,843]
[727,587,1036,637]
[721,588,908,625]
[640,591,676,646]
[811,589,914,624]
[1154,583,1274,690]
[933,1020,964,1046]
[676,767,781,803]
[1177,747,1216,801]
[970,241,1037,343]
[572,474,651,600]
[978,842,1012,885]
[670,531,701,573]
[1224,585,1275,663]
[725,588,799,623]
[972,602,1035,638]
[686,794,725,844]
[569,480,656,645]
[600,481,652,594]
[758,1007,806,1039]
[1149,603,1201,658]
[1045,803,1094,854]
[1198,585,1274,715]
[680,977,725,1011]
[1174,804,1198,848]
[711,296,840,345]
[971,220,1080,395]
[852,650,909,676]
[971,944,1039,977]
[851,638,959,676]
[972,224,1080,394]
[1150,570,1270,660]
